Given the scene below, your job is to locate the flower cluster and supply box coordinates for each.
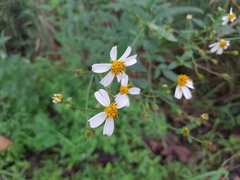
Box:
[89,46,141,136]
[208,8,237,55]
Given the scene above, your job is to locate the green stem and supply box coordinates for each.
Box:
[86,74,94,125]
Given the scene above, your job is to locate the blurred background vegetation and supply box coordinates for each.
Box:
[0,0,240,179]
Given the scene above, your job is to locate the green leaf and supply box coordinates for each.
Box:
[192,18,204,27]
[162,70,177,82]
[167,62,178,70]
[131,78,149,89]
[187,135,193,143]
[129,63,147,73]
[0,36,11,46]
[170,7,204,16]
[154,69,161,79]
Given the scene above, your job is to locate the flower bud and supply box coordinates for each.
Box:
[85,130,94,139]
[182,127,189,135]
[232,50,239,56]
[186,14,192,20]
[200,113,209,121]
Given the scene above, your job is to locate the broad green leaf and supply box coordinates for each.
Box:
[167,62,178,70]
[192,18,204,27]
[154,69,161,79]
[162,70,177,82]
[131,78,149,89]
[129,63,147,73]
[170,7,204,16]
[0,36,11,46]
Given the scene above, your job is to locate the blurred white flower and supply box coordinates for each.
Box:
[209,39,230,55]
[115,75,140,107]
[52,94,63,104]
[174,75,194,100]
[92,46,137,87]
[222,8,236,25]
[186,14,192,20]
[88,89,125,136]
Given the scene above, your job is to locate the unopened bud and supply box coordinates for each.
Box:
[200,113,209,121]
[151,103,159,111]
[197,73,204,80]
[135,15,140,21]
[222,73,230,81]
[85,130,94,139]
[232,51,239,56]
[186,14,192,20]
[74,69,83,77]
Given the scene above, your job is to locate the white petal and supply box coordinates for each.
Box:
[222,19,228,25]
[210,45,219,53]
[129,87,141,95]
[121,75,128,86]
[124,54,137,66]
[209,42,218,48]
[116,95,129,108]
[100,72,115,87]
[216,48,223,55]
[94,89,110,106]
[88,112,107,128]
[186,81,194,89]
[231,17,236,22]
[110,46,117,61]
[174,86,183,99]
[117,72,126,82]
[182,86,192,99]
[92,64,112,73]
[230,8,233,14]
[103,118,114,136]
[222,16,228,20]
[119,46,132,60]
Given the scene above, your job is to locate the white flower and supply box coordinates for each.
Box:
[208,39,230,55]
[52,94,63,104]
[92,46,137,87]
[174,75,194,100]
[186,14,192,20]
[222,8,236,25]
[115,75,141,107]
[88,89,125,136]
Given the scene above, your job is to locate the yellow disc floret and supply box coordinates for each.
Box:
[177,74,192,86]
[219,40,227,48]
[111,61,125,76]
[228,13,236,21]
[104,103,118,120]
[119,84,130,95]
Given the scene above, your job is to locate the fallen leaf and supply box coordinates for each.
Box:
[0,135,13,151]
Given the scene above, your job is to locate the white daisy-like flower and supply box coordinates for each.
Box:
[88,89,125,136]
[52,94,63,104]
[115,75,141,107]
[208,39,230,55]
[92,46,137,87]
[222,8,236,25]
[174,74,194,100]
[186,14,192,20]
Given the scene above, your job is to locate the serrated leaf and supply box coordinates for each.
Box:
[162,70,177,82]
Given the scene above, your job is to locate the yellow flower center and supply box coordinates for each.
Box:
[53,94,63,102]
[219,41,227,48]
[104,103,118,120]
[228,13,236,21]
[177,74,192,86]
[182,127,189,135]
[111,61,125,76]
[119,84,130,95]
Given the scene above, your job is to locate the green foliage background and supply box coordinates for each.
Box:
[0,0,240,179]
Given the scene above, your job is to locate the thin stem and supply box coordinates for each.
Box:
[86,74,94,125]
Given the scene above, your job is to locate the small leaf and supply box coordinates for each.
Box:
[131,78,149,89]
[187,135,193,143]
[129,63,147,73]
[162,70,177,82]
[167,62,178,70]
[154,69,161,79]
